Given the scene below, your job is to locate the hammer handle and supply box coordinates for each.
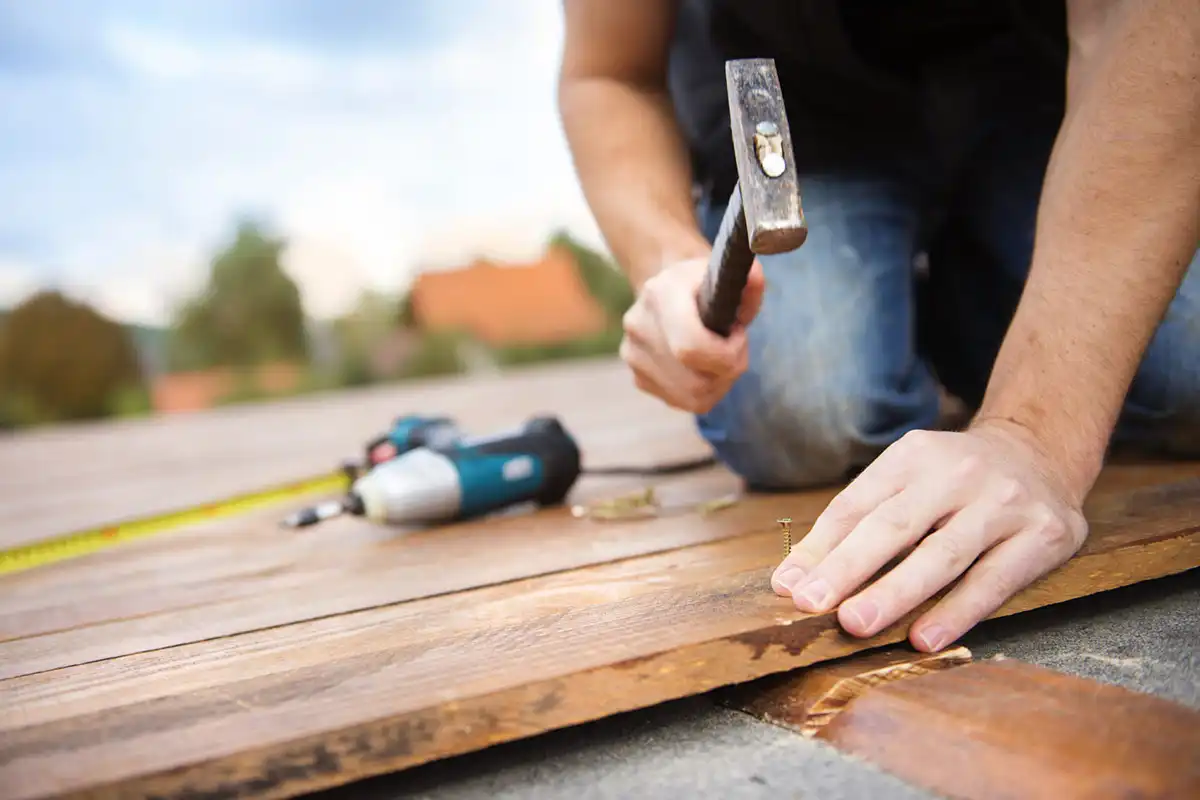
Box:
[697,183,754,337]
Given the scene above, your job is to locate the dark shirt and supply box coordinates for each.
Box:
[668,0,1067,200]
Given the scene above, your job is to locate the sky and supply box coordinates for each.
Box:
[0,0,605,325]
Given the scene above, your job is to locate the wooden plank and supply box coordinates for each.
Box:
[815,658,1200,799]
[1,477,1197,800]
[721,644,973,736]
[0,456,740,646]
[0,470,816,676]
[0,359,709,547]
[4,459,1190,654]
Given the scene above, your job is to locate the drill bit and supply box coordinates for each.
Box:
[280,499,347,528]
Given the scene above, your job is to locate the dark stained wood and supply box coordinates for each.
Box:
[722,644,973,736]
[1,477,1198,800]
[816,658,1200,800]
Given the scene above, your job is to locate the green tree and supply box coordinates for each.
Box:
[549,230,635,321]
[0,290,146,426]
[167,220,309,370]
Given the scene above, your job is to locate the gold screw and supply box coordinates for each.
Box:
[777,517,792,557]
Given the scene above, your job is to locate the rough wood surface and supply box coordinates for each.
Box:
[817,658,1200,799]
[2,473,1198,800]
[723,644,973,736]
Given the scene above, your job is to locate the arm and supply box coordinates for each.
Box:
[558,0,711,290]
[975,0,1200,502]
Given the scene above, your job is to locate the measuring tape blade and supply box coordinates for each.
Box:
[0,471,349,577]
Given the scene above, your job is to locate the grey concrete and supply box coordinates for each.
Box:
[319,569,1200,800]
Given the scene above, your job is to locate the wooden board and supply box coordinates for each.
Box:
[816,658,1200,799]
[2,473,1198,800]
[721,644,974,736]
[0,359,708,547]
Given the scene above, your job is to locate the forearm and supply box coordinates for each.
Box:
[976,0,1200,500]
[559,77,710,290]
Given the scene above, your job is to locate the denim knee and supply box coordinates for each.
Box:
[1117,252,1200,457]
[693,186,943,489]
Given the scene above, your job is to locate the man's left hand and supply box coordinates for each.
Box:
[770,421,1089,652]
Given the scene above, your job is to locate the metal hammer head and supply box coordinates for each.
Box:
[725,58,806,254]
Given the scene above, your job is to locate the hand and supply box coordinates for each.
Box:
[770,420,1090,652]
[619,256,766,414]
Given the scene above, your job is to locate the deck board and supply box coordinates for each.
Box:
[2,362,1199,800]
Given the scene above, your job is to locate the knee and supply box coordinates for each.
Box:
[696,312,941,491]
[1121,256,1200,456]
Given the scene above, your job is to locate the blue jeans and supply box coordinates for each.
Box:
[693,94,1200,491]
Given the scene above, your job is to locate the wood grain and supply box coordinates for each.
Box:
[816,658,1200,799]
[2,476,1197,800]
[722,645,973,736]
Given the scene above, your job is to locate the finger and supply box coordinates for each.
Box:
[772,445,913,596]
[907,521,1079,652]
[736,260,766,326]
[663,298,743,377]
[836,502,1025,637]
[787,486,953,614]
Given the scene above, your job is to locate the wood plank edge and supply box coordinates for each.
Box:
[52,525,1200,800]
[719,644,974,736]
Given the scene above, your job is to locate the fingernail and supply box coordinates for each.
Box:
[916,624,949,652]
[842,598,879,633]
[771,566,806,595]
[794,577,832,611]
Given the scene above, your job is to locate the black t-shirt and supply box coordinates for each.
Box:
[668,0,1067,199]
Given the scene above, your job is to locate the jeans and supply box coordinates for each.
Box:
[692,69,1200,491]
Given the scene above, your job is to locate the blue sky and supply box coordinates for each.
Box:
[0,0,599,324]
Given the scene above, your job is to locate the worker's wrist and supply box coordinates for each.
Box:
[626,229,712,292]
[970,395,1109,506]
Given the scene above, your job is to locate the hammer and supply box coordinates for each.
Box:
[696,58,807,337]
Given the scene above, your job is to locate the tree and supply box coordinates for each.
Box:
[167,220,309,370]
[0,290,145,426]
[549,230,635,321]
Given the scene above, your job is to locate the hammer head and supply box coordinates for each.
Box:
[725,58,806,254]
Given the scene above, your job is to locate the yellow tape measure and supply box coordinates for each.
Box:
[0,471,350,577]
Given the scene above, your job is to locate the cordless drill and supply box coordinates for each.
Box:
[285,415,582,528]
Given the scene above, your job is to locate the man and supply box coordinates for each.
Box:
[557,0,1200,652]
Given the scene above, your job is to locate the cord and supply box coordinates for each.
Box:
[581,455,718,476]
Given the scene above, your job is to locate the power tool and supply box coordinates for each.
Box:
[283,415,582,528]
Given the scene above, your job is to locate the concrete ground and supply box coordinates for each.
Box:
[317,568,1200,800]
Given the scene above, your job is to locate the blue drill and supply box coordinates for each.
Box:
[285,415,582,528]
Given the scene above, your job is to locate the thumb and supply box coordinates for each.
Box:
[736,260,767,326]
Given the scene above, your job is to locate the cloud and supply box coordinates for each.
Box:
[0,0,604,326]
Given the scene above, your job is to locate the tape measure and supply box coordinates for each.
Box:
[0,470,350,577]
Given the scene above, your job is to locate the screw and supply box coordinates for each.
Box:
[777,517,792,558]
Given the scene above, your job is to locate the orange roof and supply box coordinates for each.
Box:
[408,244,610,346]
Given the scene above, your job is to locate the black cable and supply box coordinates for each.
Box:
[581,455,718,476]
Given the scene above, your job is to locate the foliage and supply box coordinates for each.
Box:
[397,330,470,379]
[167,220,309,371]
[0,290,146,426]
[549,230,635,321]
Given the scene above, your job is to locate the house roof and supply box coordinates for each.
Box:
[408,244,610,346]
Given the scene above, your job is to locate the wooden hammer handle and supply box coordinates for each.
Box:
[697,183,754,337]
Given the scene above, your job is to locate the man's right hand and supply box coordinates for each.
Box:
[619,256,766,414]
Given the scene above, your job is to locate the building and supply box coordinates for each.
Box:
[407,243,610,347]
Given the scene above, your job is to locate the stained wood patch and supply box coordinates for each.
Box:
[723,644,973,736]
[1,476,1197,800]
[816,658,1200,799]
